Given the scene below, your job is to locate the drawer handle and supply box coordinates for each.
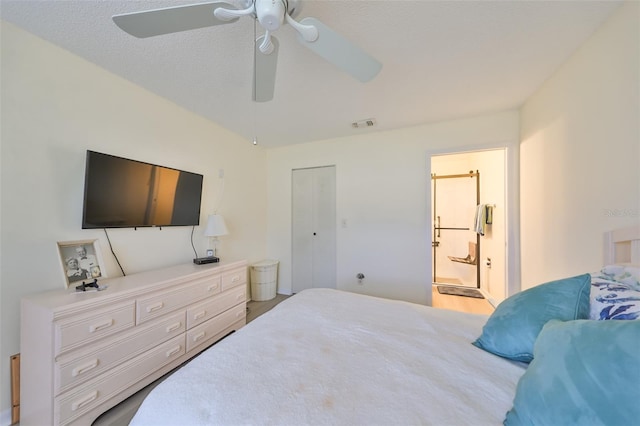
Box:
[71,390,98,411]
[231,275,240,283]
[207,284,219,292]
[72,359,99,377]
[236,310,244,319]
[192,331,205,342]
[146,302,164,313]
[89,319,113,333]
[236,293,244,301]
[166,345,182,358]
[193,311,206,320]
[166,322,182,333]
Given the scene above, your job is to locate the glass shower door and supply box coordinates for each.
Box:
[432,172,479,288]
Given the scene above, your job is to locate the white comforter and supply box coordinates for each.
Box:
[130,288,525,425]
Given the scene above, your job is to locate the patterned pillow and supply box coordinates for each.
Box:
[596,265,640,286]
[590,266,640,320]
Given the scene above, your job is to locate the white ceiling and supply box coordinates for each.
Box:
[1,0,621,147]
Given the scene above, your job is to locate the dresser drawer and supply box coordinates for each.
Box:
[186,302,246,352]
[186,286,246,329]
[55,334,185,426]
[137,274,221,324]
[221,266,246,291]
[55,302,136,356]
[55,311,185,394]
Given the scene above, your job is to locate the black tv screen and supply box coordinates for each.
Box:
[82,151,203,229]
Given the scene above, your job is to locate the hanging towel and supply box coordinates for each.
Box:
[474,204,486,235]
[486,205,493,225]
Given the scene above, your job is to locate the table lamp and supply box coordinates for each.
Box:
[204,213,228,259]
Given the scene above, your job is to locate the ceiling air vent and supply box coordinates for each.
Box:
[351,118,377,129]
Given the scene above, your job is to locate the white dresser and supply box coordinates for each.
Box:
[20,259,247,426]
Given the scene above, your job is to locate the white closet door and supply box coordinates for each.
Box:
[292,166,336,293]
[292,168,314,293]
[311,166,336,289]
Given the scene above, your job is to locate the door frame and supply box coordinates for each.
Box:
[427,142,521,301]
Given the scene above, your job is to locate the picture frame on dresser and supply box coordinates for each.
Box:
[57,239,105,288]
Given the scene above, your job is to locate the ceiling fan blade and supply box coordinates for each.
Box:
[296,17,382,83]
[113,1,239,38]
[253,35,279,102]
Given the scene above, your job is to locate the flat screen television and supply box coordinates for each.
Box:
[82,150,203,229]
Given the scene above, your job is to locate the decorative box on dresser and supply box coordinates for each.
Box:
[20,259,247,426]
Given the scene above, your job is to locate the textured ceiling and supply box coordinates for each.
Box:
[1,0,621,147]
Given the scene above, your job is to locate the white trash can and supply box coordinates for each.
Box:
[250,260,279,301]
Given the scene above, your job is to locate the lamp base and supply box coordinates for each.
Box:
[193,256,219,265]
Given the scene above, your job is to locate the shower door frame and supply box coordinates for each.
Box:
[432,171,480,288]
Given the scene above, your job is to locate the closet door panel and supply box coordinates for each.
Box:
[311,166,336,289]
[292,168,314,293]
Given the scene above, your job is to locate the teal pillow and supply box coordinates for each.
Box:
[505,319,640,425]
[472,274,591,362]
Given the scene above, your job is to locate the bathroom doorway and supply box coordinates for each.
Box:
[430,149,507,303]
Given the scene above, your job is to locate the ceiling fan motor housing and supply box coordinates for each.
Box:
[256,0,287,31]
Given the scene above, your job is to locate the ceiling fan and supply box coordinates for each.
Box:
[112,0,382,102]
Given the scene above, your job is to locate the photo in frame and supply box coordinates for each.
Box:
[57,239,106,288]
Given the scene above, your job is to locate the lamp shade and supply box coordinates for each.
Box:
[204,214,228,237]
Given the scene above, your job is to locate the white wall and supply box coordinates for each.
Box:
[520,0,640,289]
[266,111,519,305]
[0,21,267,417]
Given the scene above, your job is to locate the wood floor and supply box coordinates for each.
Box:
[247,293,290,321]
[91,289,490,425]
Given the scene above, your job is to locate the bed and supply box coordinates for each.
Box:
[130,227,640,425]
